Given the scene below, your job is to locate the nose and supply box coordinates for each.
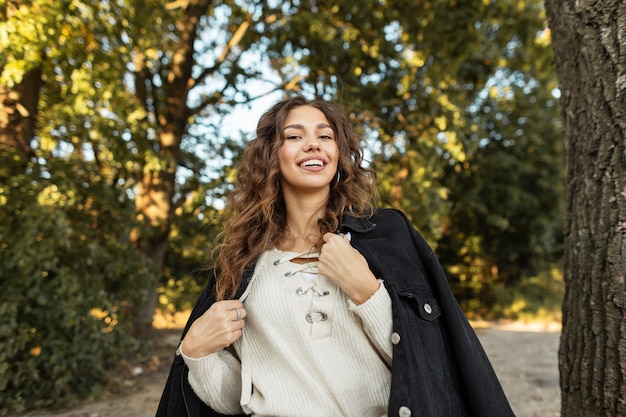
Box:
[303,134,321,151]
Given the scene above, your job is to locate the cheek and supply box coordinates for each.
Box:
[329,145,340,166]
[277,146,292,172]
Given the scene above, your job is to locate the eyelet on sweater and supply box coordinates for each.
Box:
[296,286,330,297]
[306,312,328,323]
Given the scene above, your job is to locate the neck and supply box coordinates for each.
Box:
[280,188,329,252]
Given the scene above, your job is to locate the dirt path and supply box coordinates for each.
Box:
[17,323,561,417]
[476,322,561,417]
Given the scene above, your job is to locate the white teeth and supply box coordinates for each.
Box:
[301,159,323,167]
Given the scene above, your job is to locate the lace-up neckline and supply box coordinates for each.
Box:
[268,247,330,321]
[272,247,320,279]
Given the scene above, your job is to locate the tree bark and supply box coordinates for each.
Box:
[0,67,40,169]
[544,1,626,416]
[131,0,212,336]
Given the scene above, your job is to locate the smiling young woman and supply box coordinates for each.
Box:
[278,105,339,198]
[156,96,515,417]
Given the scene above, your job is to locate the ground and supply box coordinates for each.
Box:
[15,321,562,417]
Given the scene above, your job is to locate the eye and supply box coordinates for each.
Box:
[319,134,334,140]
[285,134,302,140]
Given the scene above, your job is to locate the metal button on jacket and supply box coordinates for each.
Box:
[391,332,401,345]
[398,405,412,416]
[424,303,432,314]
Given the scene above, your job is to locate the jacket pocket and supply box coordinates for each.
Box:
[398,289,447,374]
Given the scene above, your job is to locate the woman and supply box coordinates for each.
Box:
[156,96,514,417]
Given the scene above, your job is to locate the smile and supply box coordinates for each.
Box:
[299,159,325,167]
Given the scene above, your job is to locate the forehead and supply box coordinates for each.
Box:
[284,105,330,127]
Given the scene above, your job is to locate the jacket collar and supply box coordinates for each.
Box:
[339,211,377,234]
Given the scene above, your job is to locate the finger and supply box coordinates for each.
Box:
[231,306,247,321]
[231,307,247,321]
[214,300,243,315]
[221,299,244,309]
[324,233,347,247]
[322,232,335,243]
[230,328,244,341]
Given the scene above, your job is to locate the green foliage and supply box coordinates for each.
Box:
[435,9,564,307]
[491,266,564,322]
[0,0,565,409]
[0,154,154,412]
[158,274,204,317]
[254,0,564,309]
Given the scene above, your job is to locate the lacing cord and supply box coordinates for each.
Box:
[272,246,319,264]
[296,282,329,297]
[272,247,330,322]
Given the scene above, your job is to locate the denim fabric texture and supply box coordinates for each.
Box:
[155,208,515,417]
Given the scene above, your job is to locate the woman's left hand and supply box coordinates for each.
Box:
[319,232,380,305]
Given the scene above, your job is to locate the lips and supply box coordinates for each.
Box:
[299,158,325,167]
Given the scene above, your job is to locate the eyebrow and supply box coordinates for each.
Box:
[283,123,333,131]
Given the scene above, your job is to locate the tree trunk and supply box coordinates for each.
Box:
[131,0,212,336]
[0,0,39,167]
[0,67,41,172]
[132,169,175,336]
[544,1,626,416]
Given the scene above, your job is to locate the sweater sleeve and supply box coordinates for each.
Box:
[180,344,244,415]
[348,281,393,366]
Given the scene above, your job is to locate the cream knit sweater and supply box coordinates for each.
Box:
[182,248,393,417]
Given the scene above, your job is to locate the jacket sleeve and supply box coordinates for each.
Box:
[399,210,515,417]
[155,274,248,417]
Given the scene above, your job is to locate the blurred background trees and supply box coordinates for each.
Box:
[0,0,563,411]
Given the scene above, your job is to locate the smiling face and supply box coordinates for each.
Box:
[278,105,340,197]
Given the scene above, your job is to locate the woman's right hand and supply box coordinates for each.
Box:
[180,300,247,358]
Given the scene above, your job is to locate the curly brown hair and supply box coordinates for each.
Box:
[211,96,377,300]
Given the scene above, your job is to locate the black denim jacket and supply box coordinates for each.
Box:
[155,208,515,417]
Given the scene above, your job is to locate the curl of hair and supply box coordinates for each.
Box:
[209,96,377,300]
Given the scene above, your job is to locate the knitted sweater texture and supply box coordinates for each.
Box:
[182,248,393,417]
